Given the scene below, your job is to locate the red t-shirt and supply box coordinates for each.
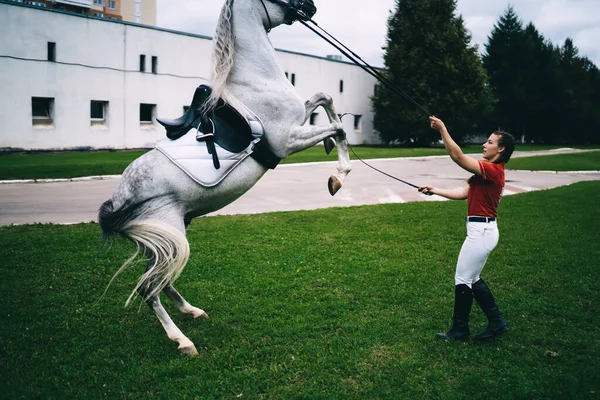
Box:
[467,161,505,217]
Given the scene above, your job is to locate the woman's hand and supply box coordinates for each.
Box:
[429,116,447,133]
[418,185,435,196]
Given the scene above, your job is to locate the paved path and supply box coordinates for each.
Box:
[0,149,598,226]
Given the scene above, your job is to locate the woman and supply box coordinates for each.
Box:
[419,116,515,341]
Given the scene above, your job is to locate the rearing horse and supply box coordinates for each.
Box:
[98,0,351,355]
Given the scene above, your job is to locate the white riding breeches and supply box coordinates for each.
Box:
[455,220,499,287]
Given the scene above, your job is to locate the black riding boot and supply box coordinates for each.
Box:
[436,284,473,341]
[472,279,508,341]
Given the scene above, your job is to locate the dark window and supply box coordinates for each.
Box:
[47,42,56,62]
[340,80,344,93]
[140,103,155,123]
[90,100,108,123]
[291,73,296,86]
[354,114,362,131]
[310,113,318,125]
[139,54,146,72]
[151,56,158,74]
[32,97,54,125]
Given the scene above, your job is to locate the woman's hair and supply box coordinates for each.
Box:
[493,131,515,164]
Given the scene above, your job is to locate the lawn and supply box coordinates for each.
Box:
[1,182,599,399]
[1,144,596,180]
[507,150,600,171]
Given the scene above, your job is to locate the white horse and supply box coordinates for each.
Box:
[98,0,351,355]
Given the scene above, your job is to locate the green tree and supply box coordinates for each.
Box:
[483,7,600,145]
[482,6,530,137]
[372,0,492,145]
[556,40,600,144]
[520,23,564,143]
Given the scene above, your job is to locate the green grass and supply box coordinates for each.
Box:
[507,150,600,171]
[0,150,148,180]
[1,145,597,180]
[1,182,599,399]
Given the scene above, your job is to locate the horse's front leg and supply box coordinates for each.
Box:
[286,121,348,196]
[303,93,352,195]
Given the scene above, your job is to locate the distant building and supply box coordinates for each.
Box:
[4,0,156,24]
[0,1,380,151]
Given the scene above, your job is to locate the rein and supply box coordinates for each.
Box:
[301,18,428,189]
[262,0,425,190]
[259,0,273,32]
[339,114,419,189]
[299,18,431,117]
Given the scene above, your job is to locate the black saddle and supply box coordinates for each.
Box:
[157,85,258,170]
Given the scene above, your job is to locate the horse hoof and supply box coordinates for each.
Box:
[324,138,335,155]
[328,176,342,196]
[188,306,209,319]
[194,310,209,320]
[179,343,199,356]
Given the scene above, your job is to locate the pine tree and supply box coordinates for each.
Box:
[482,6,530,138]
[372,0,492,145]
[483,8,600,144]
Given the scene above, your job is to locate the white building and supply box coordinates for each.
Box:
[0,1,381,151]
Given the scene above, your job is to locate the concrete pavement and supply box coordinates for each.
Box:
[1,149,598,226]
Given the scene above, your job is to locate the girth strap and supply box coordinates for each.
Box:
[251,140,281,169]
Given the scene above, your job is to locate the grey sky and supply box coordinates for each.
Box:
[156,0,600,67]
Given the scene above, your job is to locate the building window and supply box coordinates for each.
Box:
[108,0,116,9]
[93,12,104,17]
[291,73,296,86]
[47,42,56,62]
[32,97,54,125]
[151,56,158,74]
[353,114,362,131]
[139,54,146,72]
[140,103,156,124]
[93,0,104,5]
[309,113,318,125]
[340,80,344,93]
[90,100,108,125]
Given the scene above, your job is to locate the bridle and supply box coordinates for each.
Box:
[259,0,316,32]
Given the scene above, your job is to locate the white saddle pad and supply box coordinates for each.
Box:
[155,130,258,187]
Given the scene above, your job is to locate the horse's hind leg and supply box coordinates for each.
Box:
[138,278,199,356]
[132,215,198,355]
[163,283,209,320]
[161,217,209,320]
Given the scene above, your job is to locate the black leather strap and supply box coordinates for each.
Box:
[251,140,281,169]
[467,216,496,223]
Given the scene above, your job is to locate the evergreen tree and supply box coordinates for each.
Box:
[482,6,530,138]
[483,7,600,144]
[520,23,564,143]
[556,40,600,144]
[372,0,492,145]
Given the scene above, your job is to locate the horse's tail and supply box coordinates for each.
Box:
[98,199,190,306]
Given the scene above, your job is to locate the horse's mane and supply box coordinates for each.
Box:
[204,0,245,116]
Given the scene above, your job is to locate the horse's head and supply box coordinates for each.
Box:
[260,0,317,27]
